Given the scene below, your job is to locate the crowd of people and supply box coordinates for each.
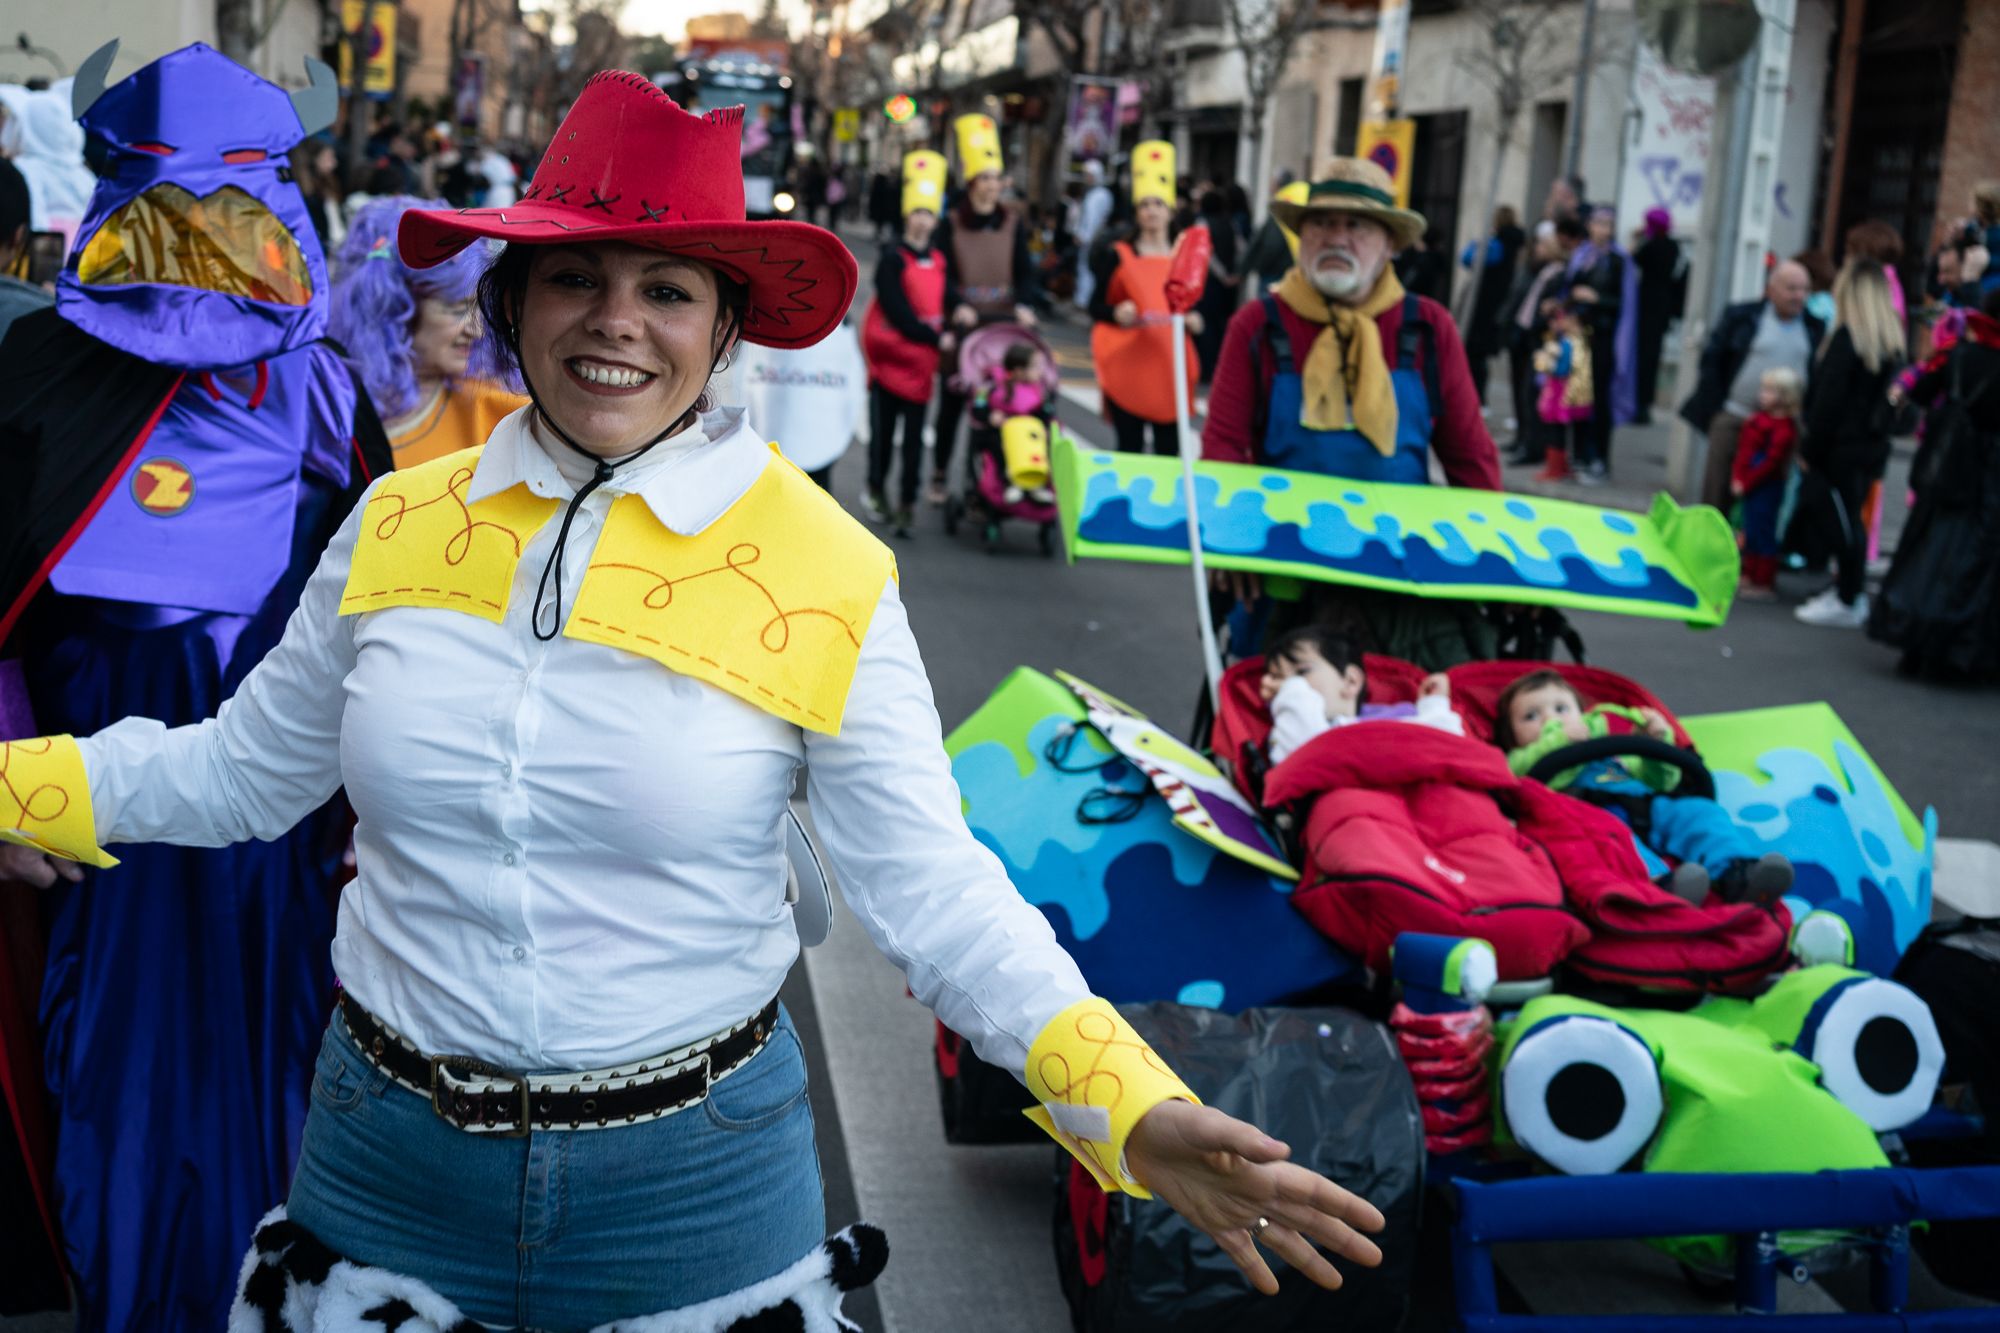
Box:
[0,37,1995,1331]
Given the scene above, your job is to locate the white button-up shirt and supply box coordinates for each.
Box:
[78,407,1089,1073]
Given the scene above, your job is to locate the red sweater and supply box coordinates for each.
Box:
[1730,412,1797,492]
[1201,293,1502,490]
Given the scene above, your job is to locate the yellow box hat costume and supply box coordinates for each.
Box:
[1132,140,1176,207]
[954,113,1003,180]
[1000,416,1050,490]
[901,149,947,218]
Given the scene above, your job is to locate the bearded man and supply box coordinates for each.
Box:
[1203,158,1503,666]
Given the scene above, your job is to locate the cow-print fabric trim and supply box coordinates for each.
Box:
[230,1207,887,1333]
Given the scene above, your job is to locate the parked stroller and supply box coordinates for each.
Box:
[943,322,1063,555]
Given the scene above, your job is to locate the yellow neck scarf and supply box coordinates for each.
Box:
[1274,264,1406,456]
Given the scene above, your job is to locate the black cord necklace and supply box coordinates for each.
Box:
[516,357,695,642]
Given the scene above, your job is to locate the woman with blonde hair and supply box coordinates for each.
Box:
[1794,259,1906,627]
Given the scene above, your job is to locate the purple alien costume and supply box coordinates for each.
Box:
[0,42,389,1328]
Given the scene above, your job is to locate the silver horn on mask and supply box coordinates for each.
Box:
[291,57,339,136]
[71,39,120,121]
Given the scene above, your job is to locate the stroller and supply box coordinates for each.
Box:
[943,322,1063,555]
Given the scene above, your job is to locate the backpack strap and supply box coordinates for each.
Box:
[1396,292,1443,424]
[1251,294,1290,449]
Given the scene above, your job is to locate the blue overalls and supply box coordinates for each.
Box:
[1258,292,1436,483]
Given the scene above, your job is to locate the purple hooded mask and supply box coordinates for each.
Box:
[43,41,358,658]
[56,41,338,371]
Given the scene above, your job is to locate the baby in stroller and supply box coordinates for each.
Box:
[974,341,1057,506]
[1495,669,1793,905]
[1259,625,1464,763]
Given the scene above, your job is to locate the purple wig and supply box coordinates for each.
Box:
[1645,207,1672,239]
[330,195,508,419]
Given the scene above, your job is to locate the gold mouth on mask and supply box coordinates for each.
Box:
[77,182,312,305]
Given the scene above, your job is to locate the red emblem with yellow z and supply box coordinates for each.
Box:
[131,457,195,516]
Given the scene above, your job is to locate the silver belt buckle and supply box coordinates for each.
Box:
[431,1055,533,1138]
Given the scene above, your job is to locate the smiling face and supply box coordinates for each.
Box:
[1135,196,1172,237]
[968,171,1003,212]
[1506,681,1591,748]
[512,242,738,458]
[1297,211,1392,305]
[411,294,478,383]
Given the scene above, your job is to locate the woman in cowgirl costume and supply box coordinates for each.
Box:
[0,71,1383,1328]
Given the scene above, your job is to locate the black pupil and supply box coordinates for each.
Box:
[1547,1062,1627,1141]
[1855,1016,1919,1095]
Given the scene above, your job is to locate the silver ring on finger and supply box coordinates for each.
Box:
[1253,1216,1271,1238]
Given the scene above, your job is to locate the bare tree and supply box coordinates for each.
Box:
[1221,0,1329,202]
[1452,0,1575,317]
[1108,0,1175,138]
[215,0,297,65]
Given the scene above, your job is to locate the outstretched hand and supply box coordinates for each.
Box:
[0,843,84,889]
[1123,1098,1386,1295]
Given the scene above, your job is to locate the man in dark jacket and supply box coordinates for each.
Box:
[1680,261,1824,511]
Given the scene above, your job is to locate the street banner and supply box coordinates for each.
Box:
[1064,78,1117,163]
[338,0,397,99]
[1050,439,1743,627]
[833,108,860,143]
[1616,47,1714,240]
[1358,118,1417,208]
[1366,0,1411,119]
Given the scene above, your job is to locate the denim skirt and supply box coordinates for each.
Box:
[285,1004,826,1331]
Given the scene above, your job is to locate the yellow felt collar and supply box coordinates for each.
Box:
[1274,265,1405,455]
[341,446,895,735]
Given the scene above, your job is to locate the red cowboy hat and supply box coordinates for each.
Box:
[399,70,856,349]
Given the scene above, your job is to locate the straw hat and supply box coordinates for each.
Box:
[1268,157,1426,249]
[399,71,857,350]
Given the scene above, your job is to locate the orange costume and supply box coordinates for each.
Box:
[1090,239,1199,426]
[388,378,528,468]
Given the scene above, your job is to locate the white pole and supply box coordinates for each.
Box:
[1173,311,1226,712]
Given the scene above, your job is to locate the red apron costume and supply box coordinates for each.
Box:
[862,245,946,403]
[1090,240,1198,425]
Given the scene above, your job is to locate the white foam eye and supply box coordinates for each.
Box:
[1795,977,1943,1131]
[1502,1015,1663,1175]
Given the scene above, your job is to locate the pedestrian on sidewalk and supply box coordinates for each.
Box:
[1563,205,1636,481]
[1730,366,1803,600]
[861,151,949,534]
[0,71,1390,1325]
[1458,204,1525,406]
[929,114,1039,504]
[1500,220,1565,462]
[1071,158,1113,310]
[1530,301,1592,482]
[1793,259,1905,628]
[1682,260,1824,512]
[1088,140,1200,455]
[1632,207,1685,425]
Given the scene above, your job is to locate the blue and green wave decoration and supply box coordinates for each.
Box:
[1051,438,1740,627]
[945,666,1357,1009]
[1681,704,1936,977]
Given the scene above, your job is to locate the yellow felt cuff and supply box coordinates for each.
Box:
[0,736,118,869]
[1023,998,1199,1198]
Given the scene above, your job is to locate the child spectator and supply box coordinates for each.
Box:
[1261,626,1463,764]
[1531,302,1592,483]
[1731,365,1802,599]
[1495,670,1793,903]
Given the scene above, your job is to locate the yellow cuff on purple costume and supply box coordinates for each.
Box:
[1023,998,1199,1198]
[0,736,117,868]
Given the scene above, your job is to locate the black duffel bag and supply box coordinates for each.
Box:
[1053,1003,1423,1332]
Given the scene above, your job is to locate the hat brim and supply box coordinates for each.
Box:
[1269,199,1426,249]
[399,205,859,350]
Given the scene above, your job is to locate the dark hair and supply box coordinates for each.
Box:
[1791,248,1836,292]
[1265,625,1366,702]
[1494,669,1582,750]
[1002,341,1037,373]
[0,158,29,243]
[475,242,752,408]
[1554,215,1589,243]
[1845,219,1904,266]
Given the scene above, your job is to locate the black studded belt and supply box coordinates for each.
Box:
[336,990,780,1137]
